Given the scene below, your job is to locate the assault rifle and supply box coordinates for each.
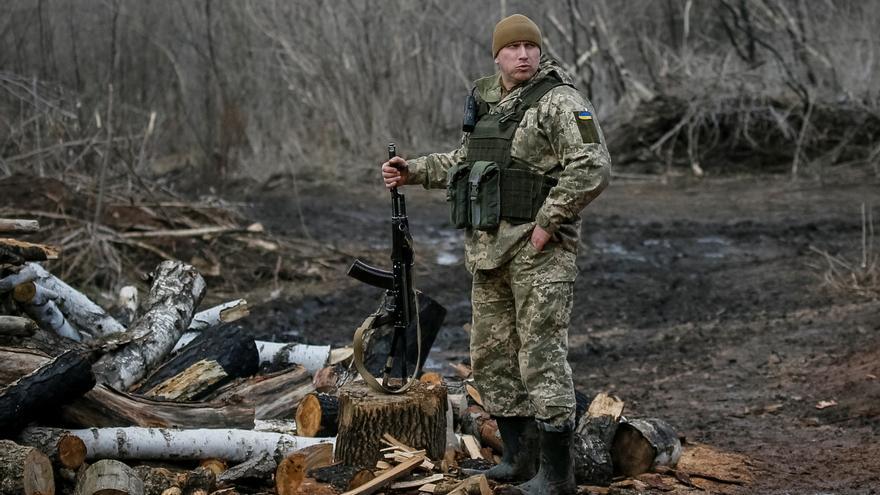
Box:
[348,143,421,393]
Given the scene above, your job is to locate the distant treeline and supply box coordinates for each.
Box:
[2,0,878,185]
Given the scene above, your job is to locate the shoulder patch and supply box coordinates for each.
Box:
[573,111,600,143]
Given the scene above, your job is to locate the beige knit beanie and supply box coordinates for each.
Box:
[492,14,543,57]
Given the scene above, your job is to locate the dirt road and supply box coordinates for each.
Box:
[246,173,879,494]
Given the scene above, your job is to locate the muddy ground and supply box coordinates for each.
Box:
[240,171,879,494]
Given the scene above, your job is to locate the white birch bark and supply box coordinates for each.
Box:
[27,263,126,337]
[0,264,38,293]
[171,336,330,374]
[188,299,249,330]
[15,282,82,341]
[69,427,335,462]
[92,261,206,390]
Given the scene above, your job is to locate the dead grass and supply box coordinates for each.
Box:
[810,203,878,298]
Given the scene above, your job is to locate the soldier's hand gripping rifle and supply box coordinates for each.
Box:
[348,143,421,394]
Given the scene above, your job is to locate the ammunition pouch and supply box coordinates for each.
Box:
[446,161,557,231]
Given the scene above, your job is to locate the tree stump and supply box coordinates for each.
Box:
[335,381,446,467]
[611,418,682,477]
[0,439,55,495]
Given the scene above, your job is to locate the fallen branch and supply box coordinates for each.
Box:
[0,218,39,233]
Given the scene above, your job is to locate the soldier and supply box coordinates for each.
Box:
[382,13,611,495]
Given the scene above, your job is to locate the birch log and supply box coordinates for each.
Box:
[14,281,82,341]
[27,263,126,337]
[0,350,95,437]
[0,439,55,495]
[69,427,335,463]
[92,261,206,390]
[0,263,38,292]
[59,384,255,429]
[0,218,40,233]
[188,299,249,330]
[171,336,330,374]
[17,427,87,470]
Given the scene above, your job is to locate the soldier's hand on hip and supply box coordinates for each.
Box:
[382,156,410,189]
[530,225,552,252]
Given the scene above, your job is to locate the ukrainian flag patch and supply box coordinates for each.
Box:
[573,111,599,143]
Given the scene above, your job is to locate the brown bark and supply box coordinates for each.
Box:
[0,315,38,337]
[335,381,446,467]
[0,238,59,263]
[0,439,55,495]
[17,427,87,470]
[132,465,215,495]
[295,392,339,437]
[60,384,255,429]
[0,346,50,384]
[210,365,313,420]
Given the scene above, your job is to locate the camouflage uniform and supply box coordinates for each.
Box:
[408,57,611,428]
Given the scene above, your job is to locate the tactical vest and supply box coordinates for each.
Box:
[447,75,569,231]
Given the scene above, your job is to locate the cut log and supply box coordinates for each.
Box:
[611,418,682,477]
[0,238,59,263]
[132,465,216,495]
[459,405,502,454]
[0,350,95,437]
[75,459,144,495]
[198,459,227,477]
[0,315,38,337]
[17,427,87,470]
[209,365,314,420]
[0,263,38,292]
[171,334,330,374]
[92,260,206,390]
[0,218,40,233]
[0,346,50,384]
[359,292,446,379]
[59,384,255,429]
[188,299,249,330]
[312,365,341,393]
[136,323,258,401]
[276,444,334,495]
[216,452,275,485]
[14,281,82,341]
[335,381,446,467]
[574,392,625,485]
[295,392,339,437]
[68,427,335,463]
[0,439,55,495]
[27,263,126,337]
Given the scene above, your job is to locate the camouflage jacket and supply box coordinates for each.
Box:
[408,57,612,273]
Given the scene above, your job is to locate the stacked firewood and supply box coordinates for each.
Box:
[0,217,691,495]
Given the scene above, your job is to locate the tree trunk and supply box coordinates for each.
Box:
[92,260,206,390]
[17,427,87,470]
[136,323,258,401]
[335,381,446,467]
[209,365,314,420]
[611,418,682,477]
[59,384,255,429]
[295,392,339,437]
[0,350,95,437]
[0,439,55,495]
[27,263,126,337]
[68,427,335,463]
[75,459,144,495]
[14,281,82,341]
[574,392,624,485]
[0,346,50,384]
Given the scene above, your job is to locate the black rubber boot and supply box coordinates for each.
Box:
[513,423,577,495]
[461,416,538,482]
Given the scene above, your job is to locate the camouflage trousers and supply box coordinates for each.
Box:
[470,240,577,428]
